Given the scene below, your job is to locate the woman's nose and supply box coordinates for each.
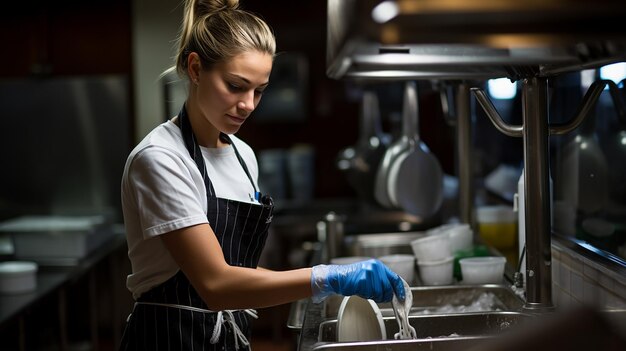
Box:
[238,91,256,114]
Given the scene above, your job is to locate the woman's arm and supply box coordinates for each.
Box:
[161,223,312,311]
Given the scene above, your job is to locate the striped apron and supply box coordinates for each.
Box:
[120,105,274,350]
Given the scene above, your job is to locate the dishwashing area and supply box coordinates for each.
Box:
[289,214,626,351]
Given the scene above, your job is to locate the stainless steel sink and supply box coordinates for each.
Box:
[297,285,528,351]
[318,311,531,343]
[311,336,491,351]
[322,284,524,319]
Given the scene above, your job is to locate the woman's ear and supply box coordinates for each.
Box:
[187,52,201,84]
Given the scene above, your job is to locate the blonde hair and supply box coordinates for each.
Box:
[175,0,276,77]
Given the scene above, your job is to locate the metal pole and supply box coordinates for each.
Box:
[521,77,555,313]
[455,83,474,226]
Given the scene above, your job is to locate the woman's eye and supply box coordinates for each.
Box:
[228,83,243,91]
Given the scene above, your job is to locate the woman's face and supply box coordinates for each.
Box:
[195,50,273,136]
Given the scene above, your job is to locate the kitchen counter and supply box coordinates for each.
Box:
[0,229,127,350]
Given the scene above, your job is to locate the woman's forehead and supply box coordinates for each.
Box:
[217,51,273,83]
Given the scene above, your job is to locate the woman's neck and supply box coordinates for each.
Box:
[184,98,227,148]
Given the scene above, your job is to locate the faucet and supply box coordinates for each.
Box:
[471,78,621,313]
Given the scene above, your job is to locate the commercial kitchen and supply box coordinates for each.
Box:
[0,0,625,350]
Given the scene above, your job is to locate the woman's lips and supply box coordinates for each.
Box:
[227,114,246,124]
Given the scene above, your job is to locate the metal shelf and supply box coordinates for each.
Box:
[327,0,626,80]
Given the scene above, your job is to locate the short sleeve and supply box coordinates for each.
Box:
[125,147,208,238]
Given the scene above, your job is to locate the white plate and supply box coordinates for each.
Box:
[337,295,386,342]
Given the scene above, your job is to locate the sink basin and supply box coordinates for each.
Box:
[311,336,491,351]
[318,311,531,342]
[322,284,524,319]
[306,286,529,351]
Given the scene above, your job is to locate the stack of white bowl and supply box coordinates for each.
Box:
[411,223,473,285]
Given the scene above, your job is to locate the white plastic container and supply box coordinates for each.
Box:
[428,223,473,253]
[378,254,415,284]
[410,234,451,262]
[459,256,506,284]
[417,256,454,286]
[0,261,38,294]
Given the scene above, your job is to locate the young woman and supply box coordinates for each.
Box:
[119,0,405,349]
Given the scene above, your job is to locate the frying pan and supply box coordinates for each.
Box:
[338,91,389,203]
[383,81,444,217]
[374,84,414,208]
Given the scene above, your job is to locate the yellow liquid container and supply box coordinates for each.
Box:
[476,205,517,250]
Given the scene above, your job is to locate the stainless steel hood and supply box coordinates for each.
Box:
[327,0,626,80]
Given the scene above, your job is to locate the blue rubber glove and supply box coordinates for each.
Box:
[310,259,406,304]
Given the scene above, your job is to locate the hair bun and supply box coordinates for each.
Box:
[200,0,239,16]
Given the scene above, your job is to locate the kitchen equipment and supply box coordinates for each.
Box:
[411,234,451,262]
[337,295,386,342]
[0,215,113,265]
[417,256,454,286]
[376,81,443,217]
[460,257,506,285]
[0,261,37,294]
[338,91,389,203]
[326,1,626,81]
[378,254,415,284]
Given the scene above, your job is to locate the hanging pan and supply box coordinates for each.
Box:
[383,81,444,217]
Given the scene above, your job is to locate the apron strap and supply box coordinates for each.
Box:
[133,301,258,350]
[178,104,217,197]
[219,133,260,199]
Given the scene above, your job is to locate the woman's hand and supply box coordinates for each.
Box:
[310,259,405,303]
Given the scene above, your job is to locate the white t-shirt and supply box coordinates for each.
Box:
[121,120,260,299]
